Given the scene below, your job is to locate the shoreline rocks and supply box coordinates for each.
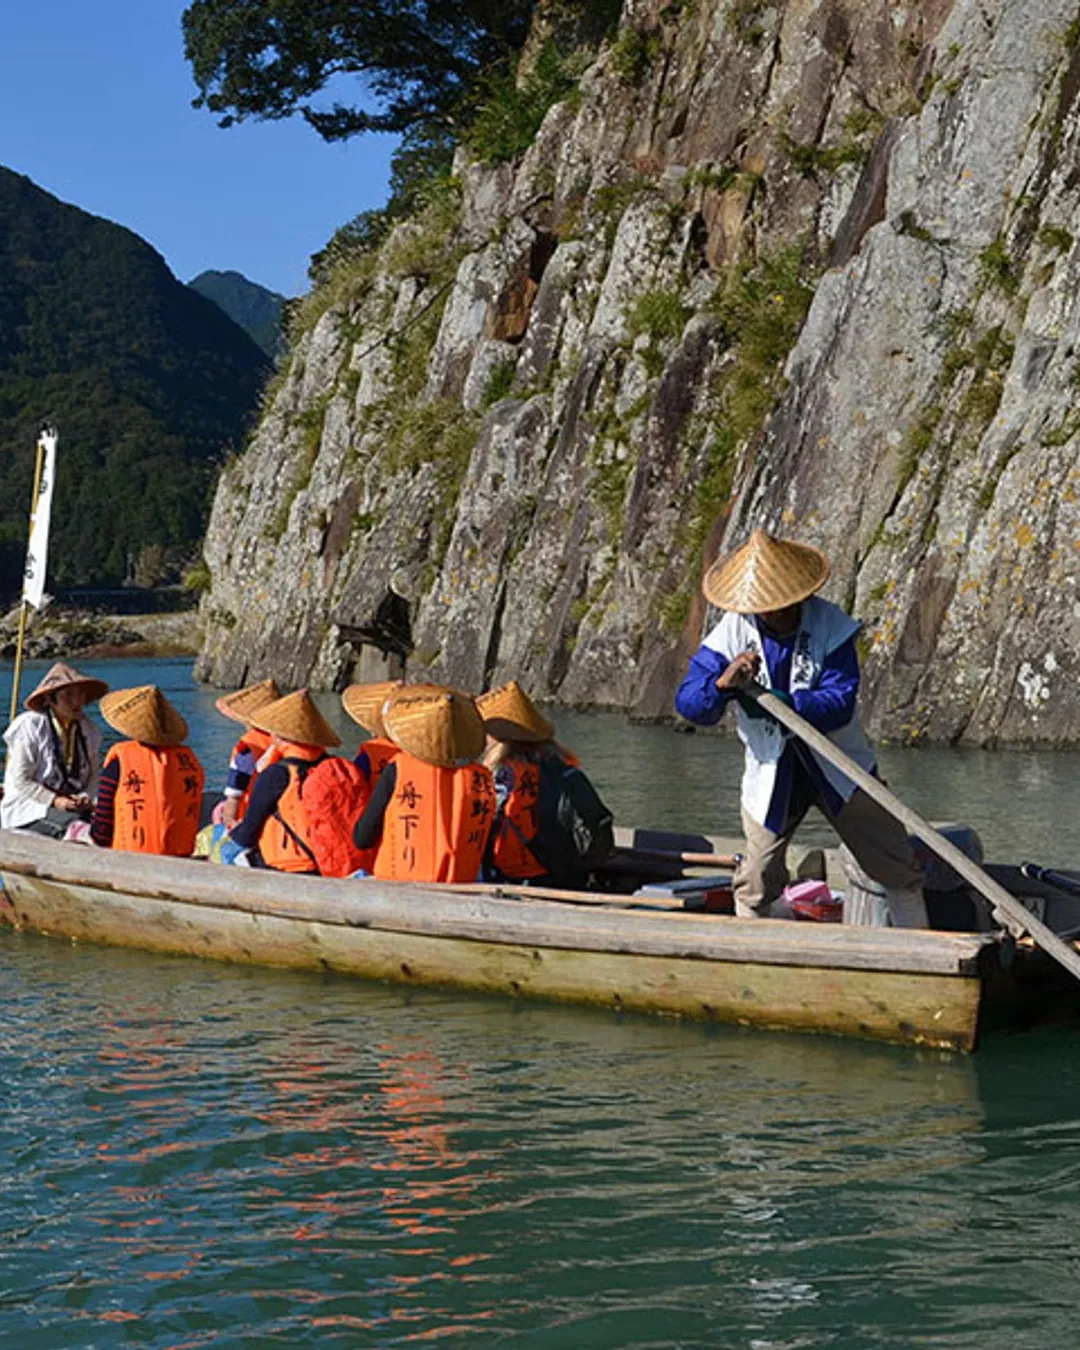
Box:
[0,607,202,662]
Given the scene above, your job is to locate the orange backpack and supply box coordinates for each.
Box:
[298,755,372,878]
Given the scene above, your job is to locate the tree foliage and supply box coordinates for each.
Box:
[184,0,625,288]
[182,0,539,140]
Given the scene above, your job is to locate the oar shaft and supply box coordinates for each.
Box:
[748,688,1080,984]
[615,846,739,868]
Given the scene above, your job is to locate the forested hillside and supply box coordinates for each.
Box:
[189,269,285,357]
[0,168,269,595]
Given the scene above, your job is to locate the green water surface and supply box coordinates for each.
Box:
[1,658,1078,1347]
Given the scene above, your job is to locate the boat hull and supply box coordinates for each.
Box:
[0,831,999,1052]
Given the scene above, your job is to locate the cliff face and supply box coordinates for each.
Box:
[197,0,1080,747]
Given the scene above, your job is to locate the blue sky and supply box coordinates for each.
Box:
[1,1,398,297]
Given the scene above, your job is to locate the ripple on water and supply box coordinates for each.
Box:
[1,933,1079,1346]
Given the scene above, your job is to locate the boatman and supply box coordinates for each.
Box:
[675,529,927,927]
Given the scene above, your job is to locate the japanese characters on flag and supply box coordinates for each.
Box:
[22,426,58,611]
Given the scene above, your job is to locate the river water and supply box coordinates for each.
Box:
[2,657,1079,1348]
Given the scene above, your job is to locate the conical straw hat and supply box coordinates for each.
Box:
[250,690,341,748]
[99,685,188,747]
[25,661,109,713]
[341,681,400,736]
[702,528,830,613]
[215,678,282,727]
[476,680,554,743]
[383,684,485,767]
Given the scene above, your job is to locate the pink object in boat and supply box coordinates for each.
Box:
[783,879,842,923]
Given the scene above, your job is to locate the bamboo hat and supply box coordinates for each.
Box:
[476,680,554,744]
[25,661,109,713]
[383,683,485,767]
[250,689,341,748]
[215,678,282,727]
[341,681,400,737]
[99,685,188,747]
[702,528,831,613]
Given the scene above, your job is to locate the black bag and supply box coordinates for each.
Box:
[528,757,615,887]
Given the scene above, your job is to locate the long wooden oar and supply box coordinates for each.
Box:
[743,686,1080,984]
[611,845,739,868]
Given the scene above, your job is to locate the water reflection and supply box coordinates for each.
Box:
[7,934,1056,1347]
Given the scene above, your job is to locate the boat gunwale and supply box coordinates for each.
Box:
[0,830,1001,978]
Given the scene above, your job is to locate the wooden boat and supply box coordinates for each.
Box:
[0,825,1076,1054]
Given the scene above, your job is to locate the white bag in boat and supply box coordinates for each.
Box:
[839,846,890,926]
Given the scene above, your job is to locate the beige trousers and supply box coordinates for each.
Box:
[734,776,926,925]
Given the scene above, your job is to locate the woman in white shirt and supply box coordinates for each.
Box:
[2,661,108,837]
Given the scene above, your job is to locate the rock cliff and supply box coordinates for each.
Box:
[196,0,1080,746]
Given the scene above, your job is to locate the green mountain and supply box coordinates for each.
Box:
[0,167,269,595]
[189,269,286,358]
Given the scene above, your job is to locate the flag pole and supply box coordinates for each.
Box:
[8,428,53,725]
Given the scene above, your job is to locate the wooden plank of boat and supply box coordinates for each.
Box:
[0,829,1001,1051]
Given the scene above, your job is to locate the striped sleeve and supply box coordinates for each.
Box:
[90,758,120,847]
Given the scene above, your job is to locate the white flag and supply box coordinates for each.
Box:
[22,427,58,611]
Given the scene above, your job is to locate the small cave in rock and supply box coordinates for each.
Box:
[687,211,710,274]
[668,106,688,140]
[338,590,413,684]
[486,230,559,345]
[529,229,557,288]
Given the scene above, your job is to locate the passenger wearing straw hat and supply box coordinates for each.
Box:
[342,681,401,788]
[214,679,283,827]
[477,680,605,888]
[229,690,341,872]
[90,686,205,855]
[675,529,927,928]
[1,661,108,836]
[352,684,496,884]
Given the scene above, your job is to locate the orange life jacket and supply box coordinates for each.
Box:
[257,743,326,874]
[105,742,205,856]
[357,735,397,787]
[231,726,278,820]
[491,755,547,880]
[374,754,496,884]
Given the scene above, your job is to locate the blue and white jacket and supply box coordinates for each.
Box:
[675,596,876,828]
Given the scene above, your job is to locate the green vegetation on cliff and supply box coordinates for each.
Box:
[0,167,269,596]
